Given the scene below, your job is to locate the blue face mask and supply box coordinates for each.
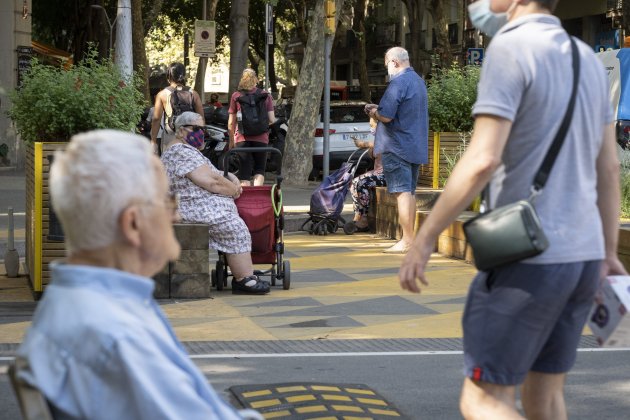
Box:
[468,0,508,37]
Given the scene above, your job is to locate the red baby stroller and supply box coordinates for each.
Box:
[211,147,291,290]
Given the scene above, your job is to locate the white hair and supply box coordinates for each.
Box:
[174,111,204,140]
[386,47,410,63]
[175,111,203,129]
[49,130,157,253]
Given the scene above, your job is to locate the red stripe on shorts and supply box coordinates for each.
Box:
[472,367,482,381]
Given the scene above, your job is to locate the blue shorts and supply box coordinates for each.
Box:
[462,260,600,385]
[382,153,419,193]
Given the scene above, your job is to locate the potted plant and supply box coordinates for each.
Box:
[423,62,479,189]
[7,48,146,297]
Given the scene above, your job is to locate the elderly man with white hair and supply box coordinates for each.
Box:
[15,130,257,419]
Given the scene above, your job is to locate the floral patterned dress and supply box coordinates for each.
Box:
[161,143,251,254]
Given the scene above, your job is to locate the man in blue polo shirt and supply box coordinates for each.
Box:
[366,47,428,253]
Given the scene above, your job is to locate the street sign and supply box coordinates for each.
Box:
[194,20,216,57]
[467,48,484,65]
[266,4,273,34]
[267,33,274,45]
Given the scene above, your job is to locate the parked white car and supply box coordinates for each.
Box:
[311,101,375,177]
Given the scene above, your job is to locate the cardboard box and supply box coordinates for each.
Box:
[588,275,630,347]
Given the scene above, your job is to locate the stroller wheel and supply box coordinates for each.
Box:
[215,260,225,291]
[343,221,357,235]
[282,260,291,290]
[271,266,277,287]
[327,220,338,234]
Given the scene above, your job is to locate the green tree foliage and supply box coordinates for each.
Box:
[427,63,480,133]
[8,49,146,143]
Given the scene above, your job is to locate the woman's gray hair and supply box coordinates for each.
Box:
[174,111,204,139]
[386,47,409,63]
[49,130,156,253]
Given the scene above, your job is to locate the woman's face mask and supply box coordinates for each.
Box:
[468,0,508,37]
[183,126,205,149]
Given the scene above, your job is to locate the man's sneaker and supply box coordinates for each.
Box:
[232,276,270,294]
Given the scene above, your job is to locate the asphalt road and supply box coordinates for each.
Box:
[1,349,628,419]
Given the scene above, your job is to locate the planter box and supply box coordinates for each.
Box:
[419,131,470,189]
[25,142,67,298]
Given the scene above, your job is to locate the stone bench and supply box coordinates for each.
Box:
[153,223,210,299]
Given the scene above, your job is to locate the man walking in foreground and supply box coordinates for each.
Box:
[365,46,428,254]
[15,130,255,419]
[399,1,626,419]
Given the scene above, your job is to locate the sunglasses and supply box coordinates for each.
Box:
[182,125,206,132]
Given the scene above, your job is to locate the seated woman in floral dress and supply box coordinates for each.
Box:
[160,111,269,294]
[347,118,386,233]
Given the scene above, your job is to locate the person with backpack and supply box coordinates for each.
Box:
[228,69,276,186]
[151,62,204,155]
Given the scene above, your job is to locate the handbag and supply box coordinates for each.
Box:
[463,36,580,272]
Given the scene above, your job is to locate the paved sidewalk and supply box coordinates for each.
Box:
[0,232,476,347]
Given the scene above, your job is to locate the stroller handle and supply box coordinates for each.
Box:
[223,146,283,179]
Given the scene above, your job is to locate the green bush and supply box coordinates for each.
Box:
[8,49,146,143]
[427,63,480,133]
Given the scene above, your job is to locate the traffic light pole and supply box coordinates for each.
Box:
[323,34,332,179]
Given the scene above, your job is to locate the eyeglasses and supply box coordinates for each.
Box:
[139,191,179,216]
[182,125,205,132]
[385,58,396,67]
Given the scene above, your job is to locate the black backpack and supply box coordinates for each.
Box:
[236,88,269,136]
[165,86,194,133]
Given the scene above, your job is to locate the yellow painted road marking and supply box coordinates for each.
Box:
[295,405,327,414]
[345,388,376,395]
[262,410,292,419]
[332,405,364,413]
[242,390,272,398]
[286,394,317,403]
[356,397,387,406]
[368,407,401,416]
[312,385,341,392]
[277,385,307,393]
[322,394,352,401]
[250,399,281,408]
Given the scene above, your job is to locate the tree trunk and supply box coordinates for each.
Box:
[229,0,251,95]
[354,0,371,102]
[194,0,219,99]
[401,0,428,75]
[282,0,328,185]
[429,0,451,68]
[131,0,150,101]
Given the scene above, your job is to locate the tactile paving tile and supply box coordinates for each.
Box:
[230,382,406,419]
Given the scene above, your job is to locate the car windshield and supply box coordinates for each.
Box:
[326,106,370,124]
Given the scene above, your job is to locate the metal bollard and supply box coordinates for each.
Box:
[4,207,19,277]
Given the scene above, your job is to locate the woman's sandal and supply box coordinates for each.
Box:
[232,275,270,295]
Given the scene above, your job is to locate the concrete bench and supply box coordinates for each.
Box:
[153,223,210,299]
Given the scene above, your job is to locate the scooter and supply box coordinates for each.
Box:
[202,117,288,175]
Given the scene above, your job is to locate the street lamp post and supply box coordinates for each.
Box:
[91,5,117,55]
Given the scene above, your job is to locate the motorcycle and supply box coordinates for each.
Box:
[202,108,287,176]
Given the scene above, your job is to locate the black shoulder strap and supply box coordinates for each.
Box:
[531,36,580,193]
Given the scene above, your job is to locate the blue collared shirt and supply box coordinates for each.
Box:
[16,263,242,420]
[374,67,428,164]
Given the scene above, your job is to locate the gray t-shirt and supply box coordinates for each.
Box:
[472,14,613,264]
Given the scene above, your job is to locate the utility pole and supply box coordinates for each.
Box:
[200,0,207,103]
[115,0,133,82]
[265,3,273,90]
[323,0,336,179]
